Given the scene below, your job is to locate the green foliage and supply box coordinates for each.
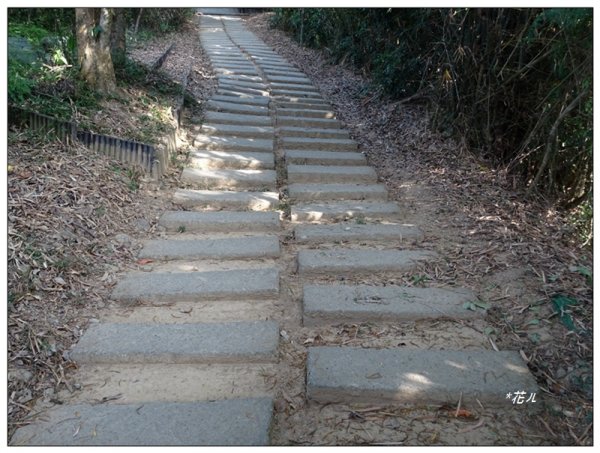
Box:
[128,8,195,34]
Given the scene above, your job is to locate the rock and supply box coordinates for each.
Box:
[8,368,34,384]
[114,233,133,246]
[18,388,33,404]
[134,218,151,232]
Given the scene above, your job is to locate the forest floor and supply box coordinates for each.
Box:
[7,12,592,446]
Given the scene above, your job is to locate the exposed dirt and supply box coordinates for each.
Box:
[245,12,592,446]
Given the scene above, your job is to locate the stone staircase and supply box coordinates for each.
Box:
[11,13,540,446]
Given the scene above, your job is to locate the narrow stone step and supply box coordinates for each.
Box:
[218,85,270,97]
[182,168,276,190]
[214,67,258,77]
[272,89,322,99]
[212,94,270,106]
[71,321,279,364]
[287,165,377,184]
[139,236,280,261]
[217,74,265,83]
[266,75,312,84]
[285,150,366,166]
[294,223,423,243]
[199,123,274,139]
[297,249,437,276]
[307,347,540,406]
[207,100,269,116]
[173,189,279,211]
[279,126,348,139]
[291,201,400,222]
[112,267,280,303]
[264,70,308,79]
[288,183,387,201]
[189,150,274,170]
[159,211,280,232]
[270,82,318,92]
[281,137,357,151]
[205,111,272,127]
[303,284,480,326]
[10,398,273,446]
[277,108,336,119]
[277,114,341,127]
[276,100,331,110]
[194,135,273,153]
[217,78,268,90]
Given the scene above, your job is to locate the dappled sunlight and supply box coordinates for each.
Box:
[444,360,468,371]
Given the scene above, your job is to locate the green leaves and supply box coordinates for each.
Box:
[463,300,490,311]
[551,294,579,331]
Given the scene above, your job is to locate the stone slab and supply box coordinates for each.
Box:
[297,249,437,276]
[307,347,540,406]
[285,150,366,166]
[189,150,274,170]
[217,78,268,90]
[181,168,276,189]
[71,320,279,364]
[271,89,322,99]
[139,236,280,260]
[287,165,377,184]
[205,111,272,127]
[214,68,260,77]
[218,85,270,97]
[281,137,357,151]
[211,94,270,106]
[270,82,318,92]
[10,398,273,446]
[217,74,264,83]
[291,201,400,222]
[159,210,280,232]
[277,116,341,129]
[288,183,387,201]
[207,100,269,115]
[194,135,273,152]
[294,223,423,243]
[302,284,480,326]
[279,126,348,139]
[200,123,274,139]
[277,108,336,119]
[172,189,279,211]
[276,100,331,110]
[266,75,312,84]
[112,267,280,303]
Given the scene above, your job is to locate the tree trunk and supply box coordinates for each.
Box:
[111,8,127,63]
[134,8,143,34]
[75,7,117,94]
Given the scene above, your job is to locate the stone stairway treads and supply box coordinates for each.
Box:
[291,201,401,222]
[71,321,279,364]
[204,111,273,127]
[211,94,271,106]
[199,124,274,138]
[10,398,273,446]
[138,235,280,260]
[111,268,280,303]
[288,183,388,201]
[294,223,423,244]
[277,108,336,119]
[159,210,280,232]
[279,126,349,139]
[207,99,270,115]
[302,284,481,326]
[307,347,540,406]
[172,189,279,211]
[181,167,277,190]
[297,249,437,276]
[188,150,274,170]
[287,164,377,184]
[194,135,274,153]
[285,150,367,166]
[281,136,358,151]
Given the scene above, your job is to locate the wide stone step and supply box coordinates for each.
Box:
[297,249,437,276]
[271,89,322,99]
[214,68,258,77]
[285,150,366,166]
[279,126,348,139]
[307,347,539,406]
[188,150,274,170]
[291,201,400,222]
[71,321,279,364]
[194,135,273,153]
[159,211,280,232]
[294,223,423,243]
[288,183,387,201]
[181,168,276,190]
[204,111,272,127]
[266,75,312,84]
[302,284,480,326]
[277,116,340,129]
[211,94,270,106]
[207,100,269,116]
[288,165,377,184]
[10,398,273,446]
[281,137,357,151]
[270,82,318,92]
[200,123,274,139]
[277,108,336,119]
[172,189,279,211]
[217,77,268,90]
[112,267,279,303]
[139,236,280,261]
[276,100,331,110]
[218,85,270,97]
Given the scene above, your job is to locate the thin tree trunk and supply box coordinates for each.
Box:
[134,8,143,34]
[111,8,126,62]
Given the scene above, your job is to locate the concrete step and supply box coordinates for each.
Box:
[217,78,268,90]
[288,183,387,201]
[10,398,273,446]
[211,94,270,106]
[71,320,279,364]
[272,89,322,99]
[182,168,277,190]
[285,150,366,166]
[294,223,423,244]
[159,211,281,233]
[277,108,336,119]
[287,165,377,184]
[307,347,539,406]
[214,67,258,77]
[199,123,274,139]
[291,201,400,222]
[276,100,331,110]
[218,85,270,97]
[266,75,311,84]
[173,189,279,211]
[139,236,280,261]
[217,74,263,83]
[204,111,272,127]
[189,150,274,170]
[112,267,280,303]
[281,137,357,151]
[302,284,480,326]
[270,82,318,92]
[279,126,349,139]
[277,115,341,128]
[297,249,437,276]
[194,135,273,153]
[207,100,269,116]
